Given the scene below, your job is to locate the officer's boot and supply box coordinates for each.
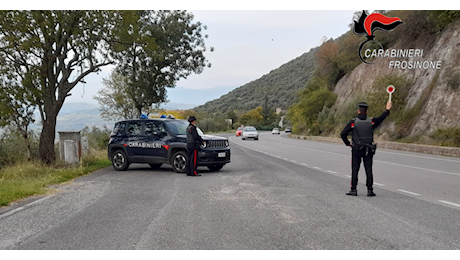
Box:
[346,188,357,196]
[367,188,376,197]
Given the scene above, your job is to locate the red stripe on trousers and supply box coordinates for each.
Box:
[194,150,197,175]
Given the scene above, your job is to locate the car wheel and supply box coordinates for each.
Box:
[242,137,245,140]
[112,150,129,171]
[171,150,188,173]
[207,164,224,171]
[255,138,259,140]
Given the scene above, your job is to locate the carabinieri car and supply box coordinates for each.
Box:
[108,118,231,172]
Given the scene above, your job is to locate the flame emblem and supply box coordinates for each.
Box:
[354,11,403,64]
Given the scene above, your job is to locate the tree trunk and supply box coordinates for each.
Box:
[38,112,57,165]
[23,131,31,161]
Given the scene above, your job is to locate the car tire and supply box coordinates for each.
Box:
[242,137,245,140]
[255,138,259,140]
[112,150,129,171]
[171,150,188,173]
[207,164,224,171]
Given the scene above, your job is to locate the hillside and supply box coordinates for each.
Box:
[332,17,460,141]
[270,10,460,148]
[194,47,318,115]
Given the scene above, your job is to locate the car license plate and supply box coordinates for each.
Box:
[218,152,226,158]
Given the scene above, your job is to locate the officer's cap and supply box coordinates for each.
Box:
[188,116,197,122]
[357,102,369,108]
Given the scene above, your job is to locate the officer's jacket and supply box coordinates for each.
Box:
[340,110,390,147]
[352,117,374,144]
[186,124,204,146]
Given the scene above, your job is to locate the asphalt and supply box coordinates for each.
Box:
[0,132,459,250]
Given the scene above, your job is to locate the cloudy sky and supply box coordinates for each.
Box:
[66,10,356,105]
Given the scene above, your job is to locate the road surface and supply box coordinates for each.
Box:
[1,132,459,250]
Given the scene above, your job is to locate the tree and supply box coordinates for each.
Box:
[94,70,138,121]
[240,107,264,127]
[287,78,337,135]
[0,10,116,164]
[315,40,341,85]
[261,94,276,126]
[0,10,211,164]
[0,77,36,160]
[110,10,212,117]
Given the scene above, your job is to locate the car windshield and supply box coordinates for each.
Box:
[244,127,257,132]
[164,120,204,136]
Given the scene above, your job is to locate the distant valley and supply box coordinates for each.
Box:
[47,85,238,132]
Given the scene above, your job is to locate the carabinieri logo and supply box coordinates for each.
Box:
[353,11,403,64]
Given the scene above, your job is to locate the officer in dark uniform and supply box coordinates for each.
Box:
[340,101,392,196]
[186,116,204,177]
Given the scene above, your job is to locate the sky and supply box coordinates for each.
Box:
[66,10,356,106]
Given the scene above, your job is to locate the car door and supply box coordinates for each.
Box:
[143,120,168,163]
[125,121,144,163]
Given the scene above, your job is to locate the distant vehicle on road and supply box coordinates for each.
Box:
[285,127,292,133]
[272,128,280,134]
[242,126,259,140]
[236,127,244,137]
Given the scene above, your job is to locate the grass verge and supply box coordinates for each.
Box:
[0,149,111,207]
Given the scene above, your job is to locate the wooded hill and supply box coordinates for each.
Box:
[194,47,318,115]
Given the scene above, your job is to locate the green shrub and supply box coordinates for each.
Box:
[429,127,460,147]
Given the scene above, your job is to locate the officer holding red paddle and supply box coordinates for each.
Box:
[340,93,392,196]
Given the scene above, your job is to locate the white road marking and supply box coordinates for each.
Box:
[313,167,321,170]
[283,158,289,160]
[397,189,421,196]
[0,196,52,219]
[0,207,25,219]
[373,182,385,186]
[327,170,337,174]
[291,160,297,163]
[255,136,460,178]
[438,200,460,208]
[301,163,308,166]
[345,175,351,178]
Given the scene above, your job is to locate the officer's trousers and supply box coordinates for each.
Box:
[187,144,198,176]
[351,145,373,189]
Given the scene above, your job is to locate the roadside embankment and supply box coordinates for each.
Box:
[289,134,460,158]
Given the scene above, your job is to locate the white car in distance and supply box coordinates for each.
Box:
[242,126,259,140]
[271,128,280,134]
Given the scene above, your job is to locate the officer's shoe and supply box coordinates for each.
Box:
[367,189,376,197]
[346,188,357,196]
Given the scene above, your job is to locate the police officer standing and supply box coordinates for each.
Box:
[186,116,204,177]
[341,101,392,196]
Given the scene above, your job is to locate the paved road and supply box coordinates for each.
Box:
[230,132,460,208]
[1,132,459,250]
